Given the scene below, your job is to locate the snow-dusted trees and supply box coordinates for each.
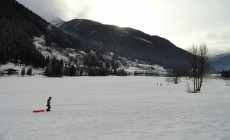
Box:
[187,44,210,93]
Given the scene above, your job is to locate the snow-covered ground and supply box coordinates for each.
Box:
[33,36,70,62]
[0,76,229,140]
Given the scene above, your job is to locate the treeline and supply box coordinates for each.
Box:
[133,71,165,76]
[221,70,230,79]
[44,57,128,77]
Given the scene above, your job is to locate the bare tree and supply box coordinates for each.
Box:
[167,70,181,84]
[187,44,210,93]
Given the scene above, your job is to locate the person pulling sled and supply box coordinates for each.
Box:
[46,97,52,112]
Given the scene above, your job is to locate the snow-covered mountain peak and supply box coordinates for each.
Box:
[43,15,65,27]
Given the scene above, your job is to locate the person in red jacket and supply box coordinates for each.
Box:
[46,97,52,112]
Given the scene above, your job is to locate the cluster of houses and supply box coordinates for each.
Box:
[0,68,18,76]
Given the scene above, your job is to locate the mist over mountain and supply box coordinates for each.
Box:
[211,53,230,71]
[60,19,190,69]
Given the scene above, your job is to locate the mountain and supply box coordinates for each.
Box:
[211,53,230,71]
[0,0,80,67]
[44,15,65,27]
[60,19,190,69]
[0,0,190,77]
[0,0,132,76]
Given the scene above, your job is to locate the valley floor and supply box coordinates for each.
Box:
[0,76,229,140]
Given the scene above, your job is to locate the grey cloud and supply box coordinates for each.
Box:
[205,26,230,50]
[207,31,230,40]
[74,4,91,19]
[16,0,91,21]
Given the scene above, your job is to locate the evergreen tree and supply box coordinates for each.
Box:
[114,68,117,75]
[44,57,63,77]
[69,65,76,76]
[26,67,32,75]
[225,70,229,79]
[44,66,52,77]
[21,67,25,76]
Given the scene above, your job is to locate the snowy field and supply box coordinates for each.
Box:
[0,76,229,140]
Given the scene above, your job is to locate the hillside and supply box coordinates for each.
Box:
[0,0,80,67]
[60,19,190,69]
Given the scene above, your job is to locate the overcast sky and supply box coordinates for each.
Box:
[16,0,230,55]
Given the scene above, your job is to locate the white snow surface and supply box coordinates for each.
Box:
[33,36,69,62]
[134,37,152,44]
[0,76,230,140]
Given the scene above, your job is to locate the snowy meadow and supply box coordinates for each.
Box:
[0,76,229,140]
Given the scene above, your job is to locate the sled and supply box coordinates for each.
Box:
[32,109,45,113]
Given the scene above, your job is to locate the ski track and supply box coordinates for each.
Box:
[0,76,229,140]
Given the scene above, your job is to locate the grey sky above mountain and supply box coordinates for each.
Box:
[16,0,230,55]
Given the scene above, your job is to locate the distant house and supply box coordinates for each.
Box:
[4,69,18,75]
